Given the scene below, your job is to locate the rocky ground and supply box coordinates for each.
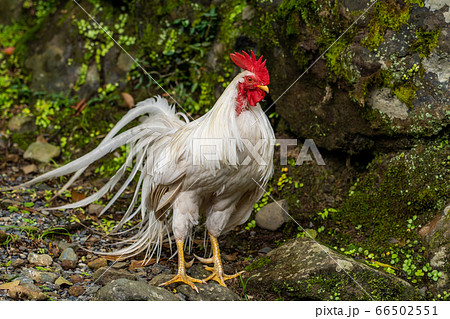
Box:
[1,164,448,302]
[0,154,276,301]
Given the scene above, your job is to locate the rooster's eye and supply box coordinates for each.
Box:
[247,77,253,82]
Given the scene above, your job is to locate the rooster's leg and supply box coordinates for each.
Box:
[197,232,242,287]
[159,239,203,292]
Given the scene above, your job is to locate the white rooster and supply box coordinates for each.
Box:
[6,50,274,291]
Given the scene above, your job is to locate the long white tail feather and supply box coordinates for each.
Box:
[52,99,174,198]
[3,96,189,262]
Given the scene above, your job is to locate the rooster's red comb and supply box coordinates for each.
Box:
[230,50,269,85]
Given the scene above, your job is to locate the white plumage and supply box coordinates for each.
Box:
[8,53,275,289]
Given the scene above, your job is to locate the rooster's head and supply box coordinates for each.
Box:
[230,50,269,108]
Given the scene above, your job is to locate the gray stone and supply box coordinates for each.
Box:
[368,88,409,120]
[7,115,36,133]
[20,282,42,293]
[19,277,34,285]
[27,252,53,267]
[422,52,450,83]
[56,241,79,252]
[92,267,136,286]
[111,261,129,269]
[23,141,60,163]
[259,246,272,254]
[95,278,178,301]
[24,268,59,284]
[425,0,450,23]
[255,200,290,231]
[177,282,241,301]
[85,285,101,295]
[59,247,77,263]
[149,273,175,286]
[150,265,241,300]
[245,237,422,301]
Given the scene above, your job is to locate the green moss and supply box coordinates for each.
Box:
[10,132,36,151]
[362,1,411,50]
[324,137,449,255]
[392,83,416,107]
[405,0,424,7]
[216,0,246,47]
[278,0,319,28]
[270,268,422,301]
[245,256,272,272]
[351,69,392,106]
[325,39,359,83]
[411,28,441,59]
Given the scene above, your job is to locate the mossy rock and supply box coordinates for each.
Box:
[245,237,422,301]
[330,137,449,250]
[252,0,449,153]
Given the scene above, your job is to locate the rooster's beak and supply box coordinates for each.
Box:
[257,85,269,93]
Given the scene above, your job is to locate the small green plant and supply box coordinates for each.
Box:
[92,217,117,234]
[8,206,18,213]
[238,273,256,301]
[277,173,292,191]
[406,215,418,231]
[245,220,256,231]
[253,185,273,213]
[35,266,53,272]
[318,208,337,220]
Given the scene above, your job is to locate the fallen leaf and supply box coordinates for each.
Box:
[22,164,37,174]
[129,259,156,269]
[121,92,134,109]
[72,98,88,116]
[223,253,237,261]
[104,255,128,262]
[71,190,86,202]
[36,135,47,143]
[0,280,20,290]
[2,47,15,55]
[6,154,19,162]
[55,276,73,286]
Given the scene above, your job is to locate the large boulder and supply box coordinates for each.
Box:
[419,205,450,296]
[245,237,422,301]
[255,0,449,153]
[95,278,178,301]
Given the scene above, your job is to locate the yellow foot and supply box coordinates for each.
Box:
[203,266,243,287]
[159,273,204,293]
[159,239,203,292]
[195,232,243,287]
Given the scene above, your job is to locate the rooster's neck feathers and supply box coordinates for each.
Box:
[167,71,274,184]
